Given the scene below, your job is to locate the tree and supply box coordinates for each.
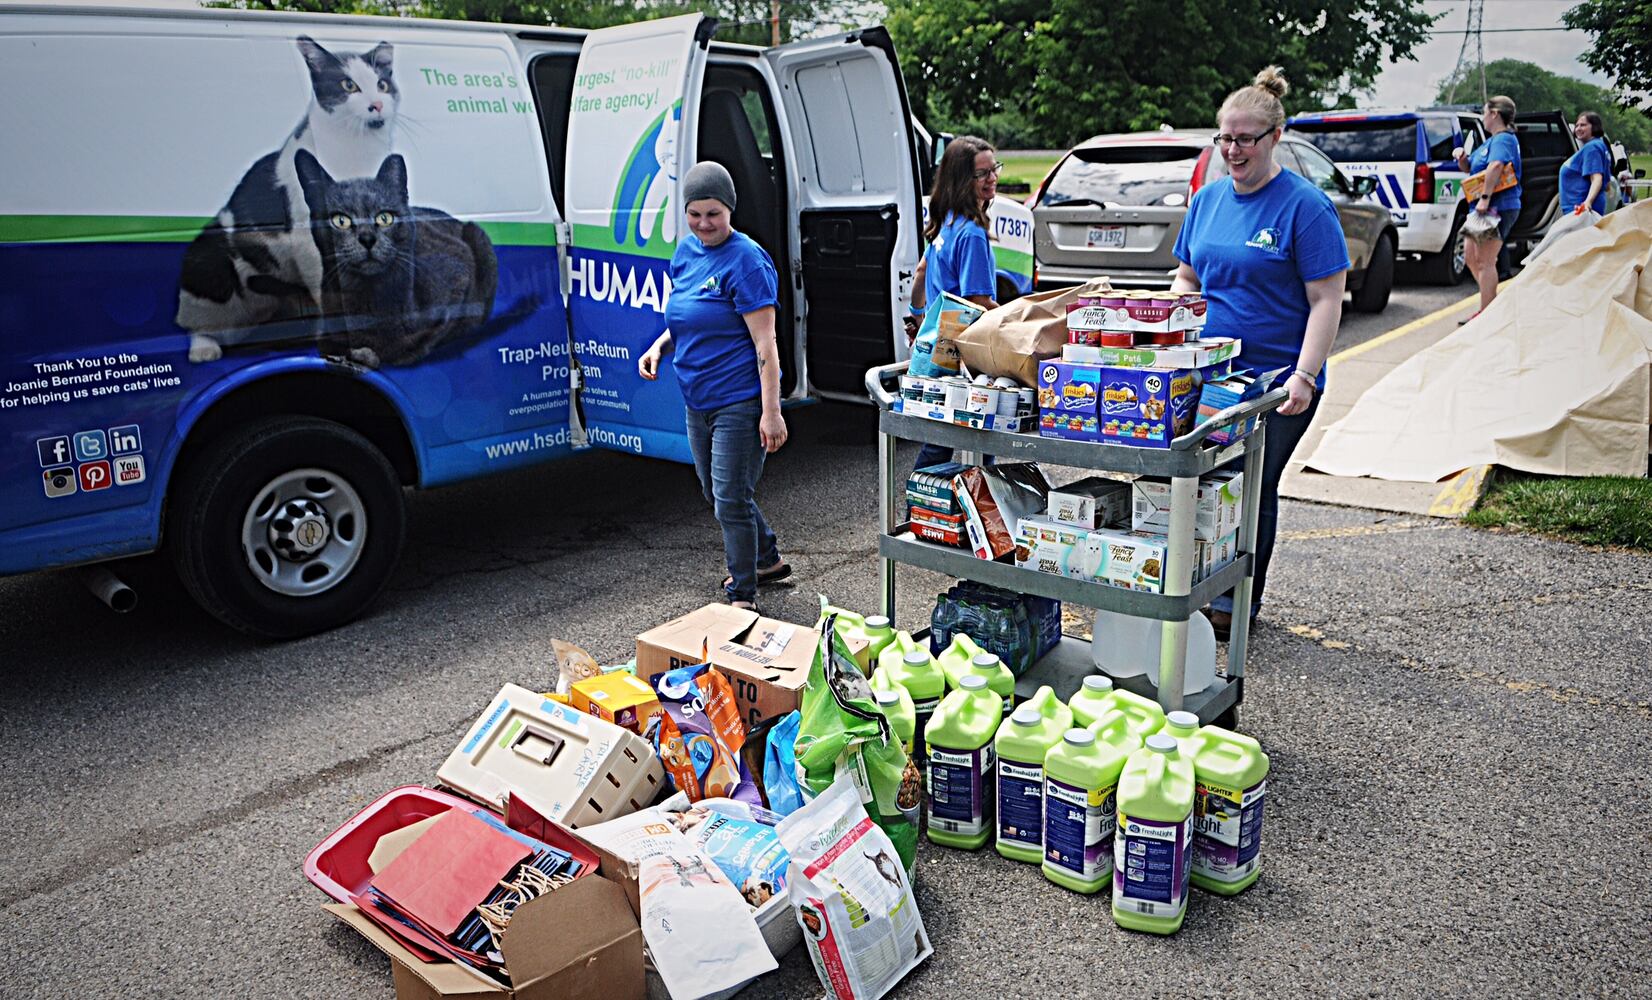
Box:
[1434,59,1652,152]
[1563,0,1652,116]
[884,0,1438,149]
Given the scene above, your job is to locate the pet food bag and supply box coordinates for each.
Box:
[777,779,933,1000]
[908,292,985,378]
[764,711,805,816]
[795,616,920,872]
[639,852,777,999]
[650,659,763,805]
[955,463,1051,561]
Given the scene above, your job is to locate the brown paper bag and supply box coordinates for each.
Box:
[952,277,1113,387]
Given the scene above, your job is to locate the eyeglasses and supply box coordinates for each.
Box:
[1212,132,1271,149]
[973,161,1004,180]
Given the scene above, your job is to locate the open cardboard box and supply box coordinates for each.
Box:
[312,786,646,1000]
[636,605,864,730]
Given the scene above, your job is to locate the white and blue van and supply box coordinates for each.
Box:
[1287,107,1484,284]
[0,4,926,635]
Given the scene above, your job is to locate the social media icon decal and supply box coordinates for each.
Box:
[37,436,72,467]
[109,424,142,456]
[73,430,108,462]
[79,460,112,492]
[43,467,77,498]
[114,455,146,486]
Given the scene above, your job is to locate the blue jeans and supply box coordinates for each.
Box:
[1212,394,1319,618]
[686,396,781,604]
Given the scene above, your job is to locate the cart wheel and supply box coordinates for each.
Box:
[1212,706,1240,731]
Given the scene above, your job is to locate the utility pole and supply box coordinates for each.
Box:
[771,0,780,46]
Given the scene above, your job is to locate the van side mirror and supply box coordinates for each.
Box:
[933,131,954,168]
[1638,169,1647,179]
[1351,175,1379,197]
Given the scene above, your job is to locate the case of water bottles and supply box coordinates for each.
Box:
[866,358,1291,725]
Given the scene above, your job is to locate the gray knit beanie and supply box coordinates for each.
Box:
[683,160,737,212]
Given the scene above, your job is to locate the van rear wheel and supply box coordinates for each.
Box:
[169,416,405,638]
[1418,211,1469,285]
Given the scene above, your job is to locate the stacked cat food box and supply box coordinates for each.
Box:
[908,461,971,547]
[1013,475,1241,593]
[1037,291,1241,448]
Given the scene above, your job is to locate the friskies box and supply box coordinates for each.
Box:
[0,4,925,637]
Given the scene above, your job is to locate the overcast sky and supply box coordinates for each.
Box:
[1370,0,1610,107]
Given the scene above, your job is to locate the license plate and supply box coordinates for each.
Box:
[1085,225,1126,249]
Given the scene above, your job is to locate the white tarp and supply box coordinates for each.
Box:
[1304,201,1652,481]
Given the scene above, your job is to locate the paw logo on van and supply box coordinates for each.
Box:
[1245,228,1284,255]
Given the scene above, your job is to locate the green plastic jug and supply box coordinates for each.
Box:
[1067,674,1115,728]
[1113,733,1196,935]
[871,687,916,755]
[993,705,1065,863]
[1162,710,1202,757]
[1089,688,1166,743]
[936,633,986,688]
[1189,725,1269,895]
[859,615,896,663]
[1021,684,1074,733]
[925,674,1003,850]
[816,600,873,670]
[879,645,947,758]
[963,652,1015,710]
[1040,728,1135,893]
[875,630,924,676]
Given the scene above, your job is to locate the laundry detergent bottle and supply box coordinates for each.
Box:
[859,615,896,663]
[963,652,1016,710]
[1088,688,1166,743]
[1162,710,1203,757]
[1113,733,1196,935]
[936,633,986,689]
[1188,725,1270,896]
[993,705,1065,863]
[879,645,947,757]
[1067,674,1114,728]
[1042,728,1133,893]
[876,629,925,676]
[1022,684,1074,732]
[871,685,916,756]
[925,674,1003,850]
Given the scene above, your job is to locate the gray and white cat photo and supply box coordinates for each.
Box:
[175,35,398,361]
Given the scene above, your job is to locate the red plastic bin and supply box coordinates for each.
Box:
[304,784,483,904]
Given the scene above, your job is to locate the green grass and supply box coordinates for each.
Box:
[999,151,1063,192]
[1463,472,1652,550]
[1632,153,1651,180]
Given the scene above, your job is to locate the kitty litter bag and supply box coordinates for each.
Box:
[795,614,919,872]
[649,658,763,806]
[908,292,984,378]
[777,778,932,1000]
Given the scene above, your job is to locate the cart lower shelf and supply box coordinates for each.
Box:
[1013,634,1240,726]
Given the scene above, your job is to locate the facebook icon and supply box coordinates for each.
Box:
[109,424,142,456]
[37,436,72,467]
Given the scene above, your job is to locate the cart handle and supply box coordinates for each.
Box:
[865,360,910,408]
[1169,386,1290,451]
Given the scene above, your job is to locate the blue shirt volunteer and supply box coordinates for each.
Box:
[1469,131,1523,216]
[1560,137,1612,216]
[1173,169,1350,391]
[924,213,995,308]
[664,230,780,412]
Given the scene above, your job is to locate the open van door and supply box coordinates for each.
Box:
[764,27,923,398]
[563,14,712,462]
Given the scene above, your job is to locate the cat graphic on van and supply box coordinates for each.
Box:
[294,151,497,369]
[175,35,399,361]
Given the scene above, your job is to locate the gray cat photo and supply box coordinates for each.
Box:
[294,151,497,368]
[176,35,401,361]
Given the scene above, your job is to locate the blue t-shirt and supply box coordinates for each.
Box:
[1560,137,1612,215]
[665,230,780,412]
[924,212,995,308]
[1469,131,1522,215]
[1173,169,1350,391]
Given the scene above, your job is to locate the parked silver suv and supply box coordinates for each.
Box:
[1031,129,1398,312]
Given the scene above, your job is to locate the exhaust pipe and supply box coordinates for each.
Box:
[81,565,137,613]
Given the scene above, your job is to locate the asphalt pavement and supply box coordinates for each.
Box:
[2,281,1646,999]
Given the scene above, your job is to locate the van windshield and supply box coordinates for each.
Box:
[1041,146,1200,207]
[1292,120,1416,162]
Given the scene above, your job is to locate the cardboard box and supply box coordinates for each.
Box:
[910,505,966,546]
[1067,297,1207,334]
[1196,367,1285,445]
[1063,337,1240,370]
[907,461,968,513]
[637,605,857,729]
[1130,474,1243,541]
[1047,476,1132,529]
[570,673,663,737]
[1086,529,1168,593]
[1037,361,1197,448]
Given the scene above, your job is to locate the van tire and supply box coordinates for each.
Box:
[169,416,405,638]
[1349,232,1394,313]
[1418,210,1468,285]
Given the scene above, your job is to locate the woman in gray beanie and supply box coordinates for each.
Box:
[639,161,790,610]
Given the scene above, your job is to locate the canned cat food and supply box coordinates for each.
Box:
[1017,387,1037,417]
[1149,330,1186,346]
[922,378,946,405]
[1100,330,1136,347]
[899,375,923,401]
[943,377,971,409]
[965,384,1000,415]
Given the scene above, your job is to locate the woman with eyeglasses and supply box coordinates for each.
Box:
[1169,66,1349,640]
[908,135,1002,471]
[1452,96,1522,317]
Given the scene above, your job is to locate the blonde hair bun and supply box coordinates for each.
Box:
[1252,66,1289,100]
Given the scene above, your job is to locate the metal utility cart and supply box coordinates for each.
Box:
[866,361,1288,726]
